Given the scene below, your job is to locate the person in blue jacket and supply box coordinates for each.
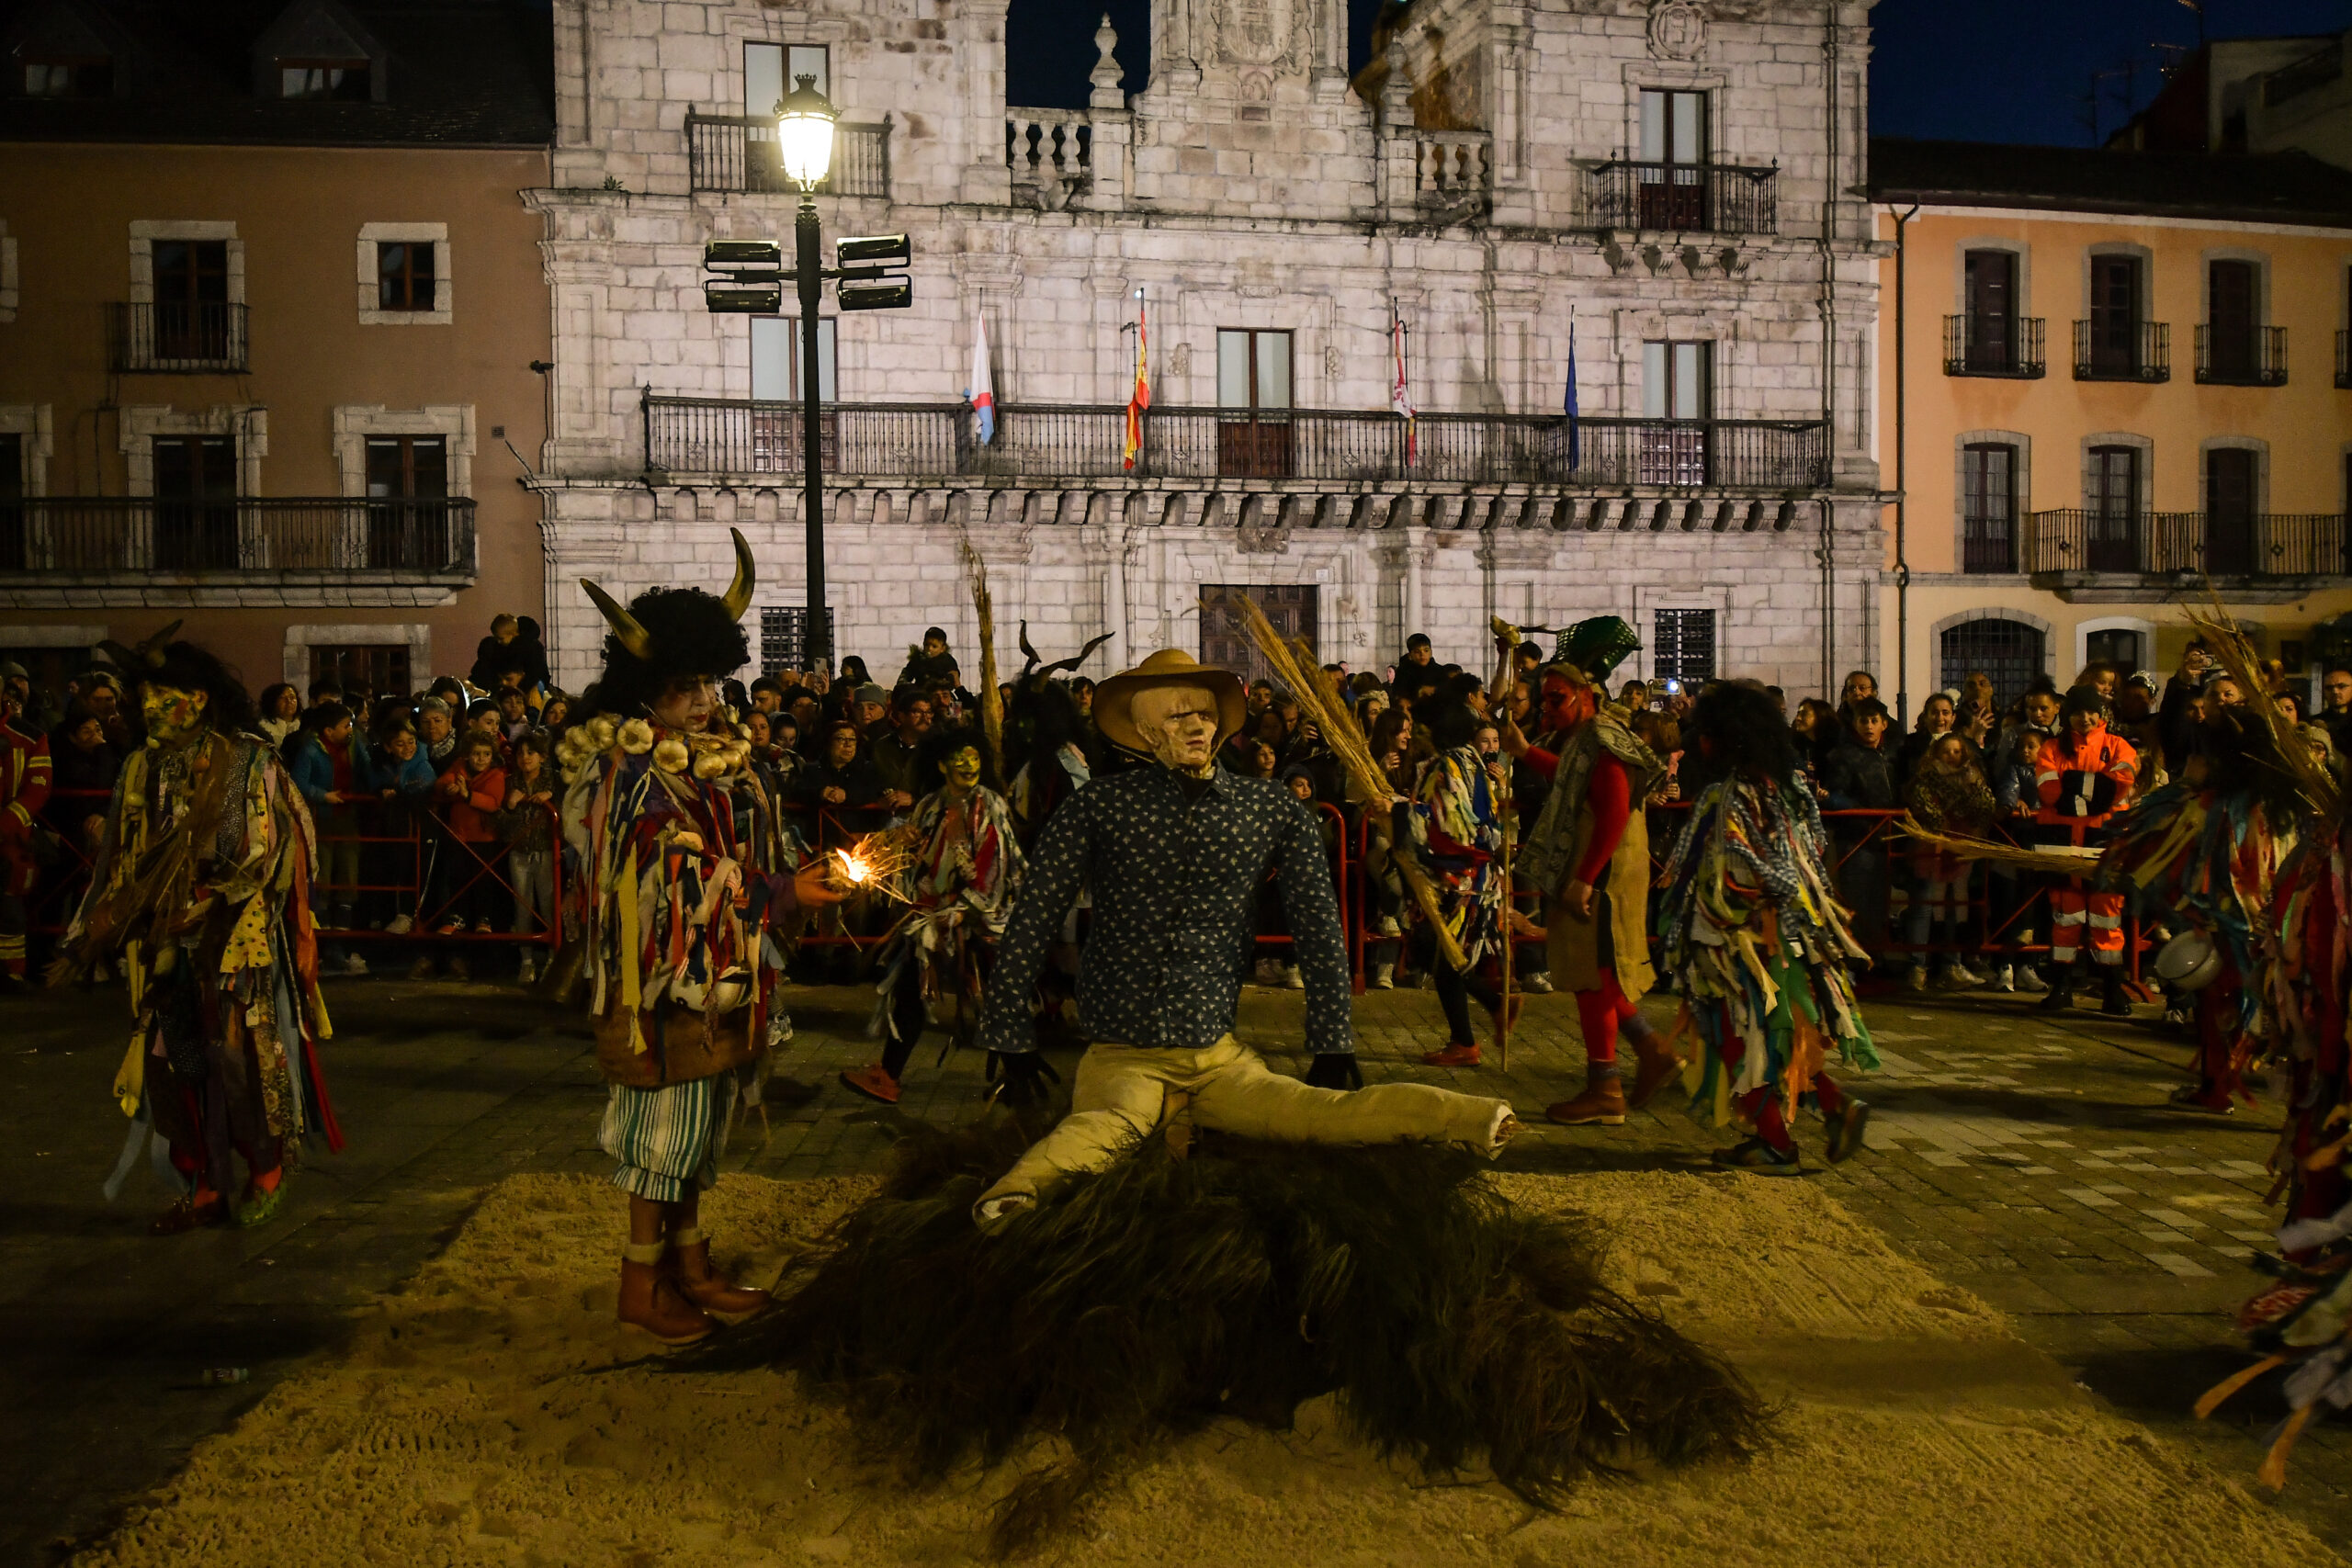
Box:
[286,704,374,975]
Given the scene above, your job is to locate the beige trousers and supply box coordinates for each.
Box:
[975,1037,1512,1221]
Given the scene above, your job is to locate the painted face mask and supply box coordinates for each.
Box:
[1539,673,1594,734]
[1135,687,1220,773]
[141,682,209,747]
[945,746,983,791]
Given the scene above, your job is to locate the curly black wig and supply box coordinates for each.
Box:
[141,640,259,738]
[916,725,1004,795]
[578,586,752,721]
[1687,680,1796,784]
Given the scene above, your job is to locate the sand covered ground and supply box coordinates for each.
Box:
[74,1167,2335,1568]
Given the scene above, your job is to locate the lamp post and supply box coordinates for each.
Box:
[775,74,839,669]
[701,77,912,671]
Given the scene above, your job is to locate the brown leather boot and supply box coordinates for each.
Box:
[1546,1070,1627,1126]
[670,1239,772,1320]
[1627,1043,1687,1111]
[617,1258,715,1345]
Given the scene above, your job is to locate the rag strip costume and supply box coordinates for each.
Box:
[2033,698,2138,1005]
[862,757,1023,1093]
[0,709,51,983]
[1658,751,1876,1171]
[1406,741,1510,1053]
[564,528,801,1345]
[1513,617,1677,1123]
[2102,773,2290,1111]
[971,648,1513,1223]
[57,629,340,1233]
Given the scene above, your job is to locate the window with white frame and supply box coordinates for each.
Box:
[356,222,450,324]
[752,316,836,401]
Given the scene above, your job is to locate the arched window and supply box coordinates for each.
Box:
[1940,618,2045,709]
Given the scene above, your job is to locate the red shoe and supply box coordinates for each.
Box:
[838,1062,901,1104]
[1422,1042,1483,1067]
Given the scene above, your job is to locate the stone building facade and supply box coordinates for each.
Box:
[531,0,1881,694]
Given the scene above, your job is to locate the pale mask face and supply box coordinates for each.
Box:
[652,676,718,733]
[141,682,209,747]
[944,746,983,791]
[1135,686,1220,773]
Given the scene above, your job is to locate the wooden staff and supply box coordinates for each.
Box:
[1233,595,1467,974]
[1487,616,1521,1067]
[962,542,1005,783]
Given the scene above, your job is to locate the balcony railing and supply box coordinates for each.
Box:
[2336,329,2350,389]
[684,111,890,197]
[1416,130,1493,212]
[642,396,1831,490]
[1943,314,2046,378]
[2025,508,2344,580]
[0,497,476,576]
[2195,324,2289,387]
[106,302,249,373]
[2072,319,2170,382]
[1581,161,1778,235]
[1008,108,1091,206]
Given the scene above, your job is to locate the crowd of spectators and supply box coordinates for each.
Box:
[8,612,2352,1004]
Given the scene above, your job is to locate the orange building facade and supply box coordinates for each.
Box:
[0,0,551,707]
[1871,140,2352,711]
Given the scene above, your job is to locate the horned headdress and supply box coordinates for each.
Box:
[578,528,758,716]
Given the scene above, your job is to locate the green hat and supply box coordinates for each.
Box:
[1551,616,1640,683]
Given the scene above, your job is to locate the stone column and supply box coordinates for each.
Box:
[960,0,1013,208]
[1377,37,1419,222]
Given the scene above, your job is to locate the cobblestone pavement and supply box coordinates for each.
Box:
[3,970,2346,1563]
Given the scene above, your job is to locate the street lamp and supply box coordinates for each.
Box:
[701,75,911,672]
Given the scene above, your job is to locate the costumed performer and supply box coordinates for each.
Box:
[1657,681,1877,1174]
[2032,686,2139,1015]
[840,727,1024,1106]
[57,624,341,1233]
[1407,676,1519,1067]
[0,684,50,990]
[969,648,1517,1226]
[562,530,843,1344]
[1503,617,1684,1125]
[2102,705,2295,1111]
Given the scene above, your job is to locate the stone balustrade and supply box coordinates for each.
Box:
[1006,108,1093,210]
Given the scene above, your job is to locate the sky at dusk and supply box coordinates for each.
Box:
[1004,0,2352,146]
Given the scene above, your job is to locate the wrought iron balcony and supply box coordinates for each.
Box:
[1942,314,2046,378]
[106,302,249,373]
[684,111,890,197]
[1581,160,1778,235]
[2195,324,2289,387]
[641,396,1831,491]
[2071,319,2170,382]
[2024,507,2343,581]
[0,497,476,577]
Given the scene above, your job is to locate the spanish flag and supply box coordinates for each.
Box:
[1123,294,1149,471]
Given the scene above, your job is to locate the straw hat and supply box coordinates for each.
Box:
[1093,649,1246,752]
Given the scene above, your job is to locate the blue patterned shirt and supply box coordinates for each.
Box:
[978,763,1353,1056]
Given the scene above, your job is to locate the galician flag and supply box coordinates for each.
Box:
[1391,314,1417,466]
[966,312,996,446]
[1123,294,1150,471]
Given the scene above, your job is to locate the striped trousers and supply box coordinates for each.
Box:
[600,1074,737,1203]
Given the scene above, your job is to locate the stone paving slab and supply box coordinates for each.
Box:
[0,972,2346,1562]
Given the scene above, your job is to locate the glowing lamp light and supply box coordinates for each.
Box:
[775,73,839,190]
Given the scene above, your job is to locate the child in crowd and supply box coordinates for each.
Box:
[1904,730,1996,989]
[288,701,371,975]
[433,731,509,975]
[499,729,559,985]
[369,716,435,935]
[496,685,533,743]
